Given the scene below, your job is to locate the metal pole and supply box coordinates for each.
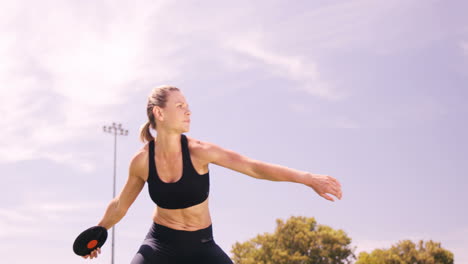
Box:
[112,127,117,264]
[103,123,128,264]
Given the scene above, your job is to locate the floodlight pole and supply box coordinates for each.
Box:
[103,122,128,264]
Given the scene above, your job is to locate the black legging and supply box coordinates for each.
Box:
[131,222,233,264]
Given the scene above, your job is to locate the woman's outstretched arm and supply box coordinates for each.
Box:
[198,141,342,202]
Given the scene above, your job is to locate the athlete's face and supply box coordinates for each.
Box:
[155,91,191,133]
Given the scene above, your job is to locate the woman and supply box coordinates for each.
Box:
[84,85,343,263]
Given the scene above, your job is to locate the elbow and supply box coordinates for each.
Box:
[116,208,127,219]
[250,160,266,180]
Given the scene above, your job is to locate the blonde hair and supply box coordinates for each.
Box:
[139,85,180,142]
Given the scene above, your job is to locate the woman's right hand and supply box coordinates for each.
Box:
[82,248,101,259]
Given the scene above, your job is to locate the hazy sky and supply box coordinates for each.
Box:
[1,0,467,263]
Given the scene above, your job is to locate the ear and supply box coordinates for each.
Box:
[153,106,164,122]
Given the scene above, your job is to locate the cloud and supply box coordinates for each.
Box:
[0,0,179,167]
[215,0,447,102]
[0,208,36,223]
[2,0,354,169]
[257,0,448,55]
[225,34,344,101]
[0,200,106,238]
[0,0,455,167]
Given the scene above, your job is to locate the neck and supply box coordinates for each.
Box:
[154,131,182,157]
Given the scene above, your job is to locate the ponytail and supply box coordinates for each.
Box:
[142,85,179,143]
[139,121,154,143]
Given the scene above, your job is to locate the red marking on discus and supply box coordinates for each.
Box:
[87,240,98,249]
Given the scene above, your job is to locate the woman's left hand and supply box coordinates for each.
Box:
[303,173,342,202]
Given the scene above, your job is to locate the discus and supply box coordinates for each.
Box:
[73,226,108,256]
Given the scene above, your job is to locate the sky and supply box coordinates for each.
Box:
[1,0,467,263]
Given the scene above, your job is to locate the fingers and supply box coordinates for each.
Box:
[330,185,342,200]
[92,248,100,259]
[320,182,343,200]
[82,248,101,259]
[327,176,342,200]
[322,176,342,201]
[321,188,342,202]
[308,174,343,201]
[320,193,334,202]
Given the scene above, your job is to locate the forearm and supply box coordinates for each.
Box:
[97,198,127,229]
[252,160,308,184]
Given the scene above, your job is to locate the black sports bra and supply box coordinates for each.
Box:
[147,134,210,209]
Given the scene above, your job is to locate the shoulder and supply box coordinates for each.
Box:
[129,143,150,180]
[186,136,220,163]
[186,136,211,151]
[186,135,237,164]
[186,135,256,173]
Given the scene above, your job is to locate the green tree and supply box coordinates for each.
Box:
[230,216,356,264]
[356,239,454,264]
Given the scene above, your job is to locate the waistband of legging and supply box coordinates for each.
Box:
[149,222,214,244]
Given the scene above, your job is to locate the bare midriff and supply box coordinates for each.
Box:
[152,198,212,231]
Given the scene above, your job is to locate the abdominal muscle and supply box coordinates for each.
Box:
[152,197,213,231]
